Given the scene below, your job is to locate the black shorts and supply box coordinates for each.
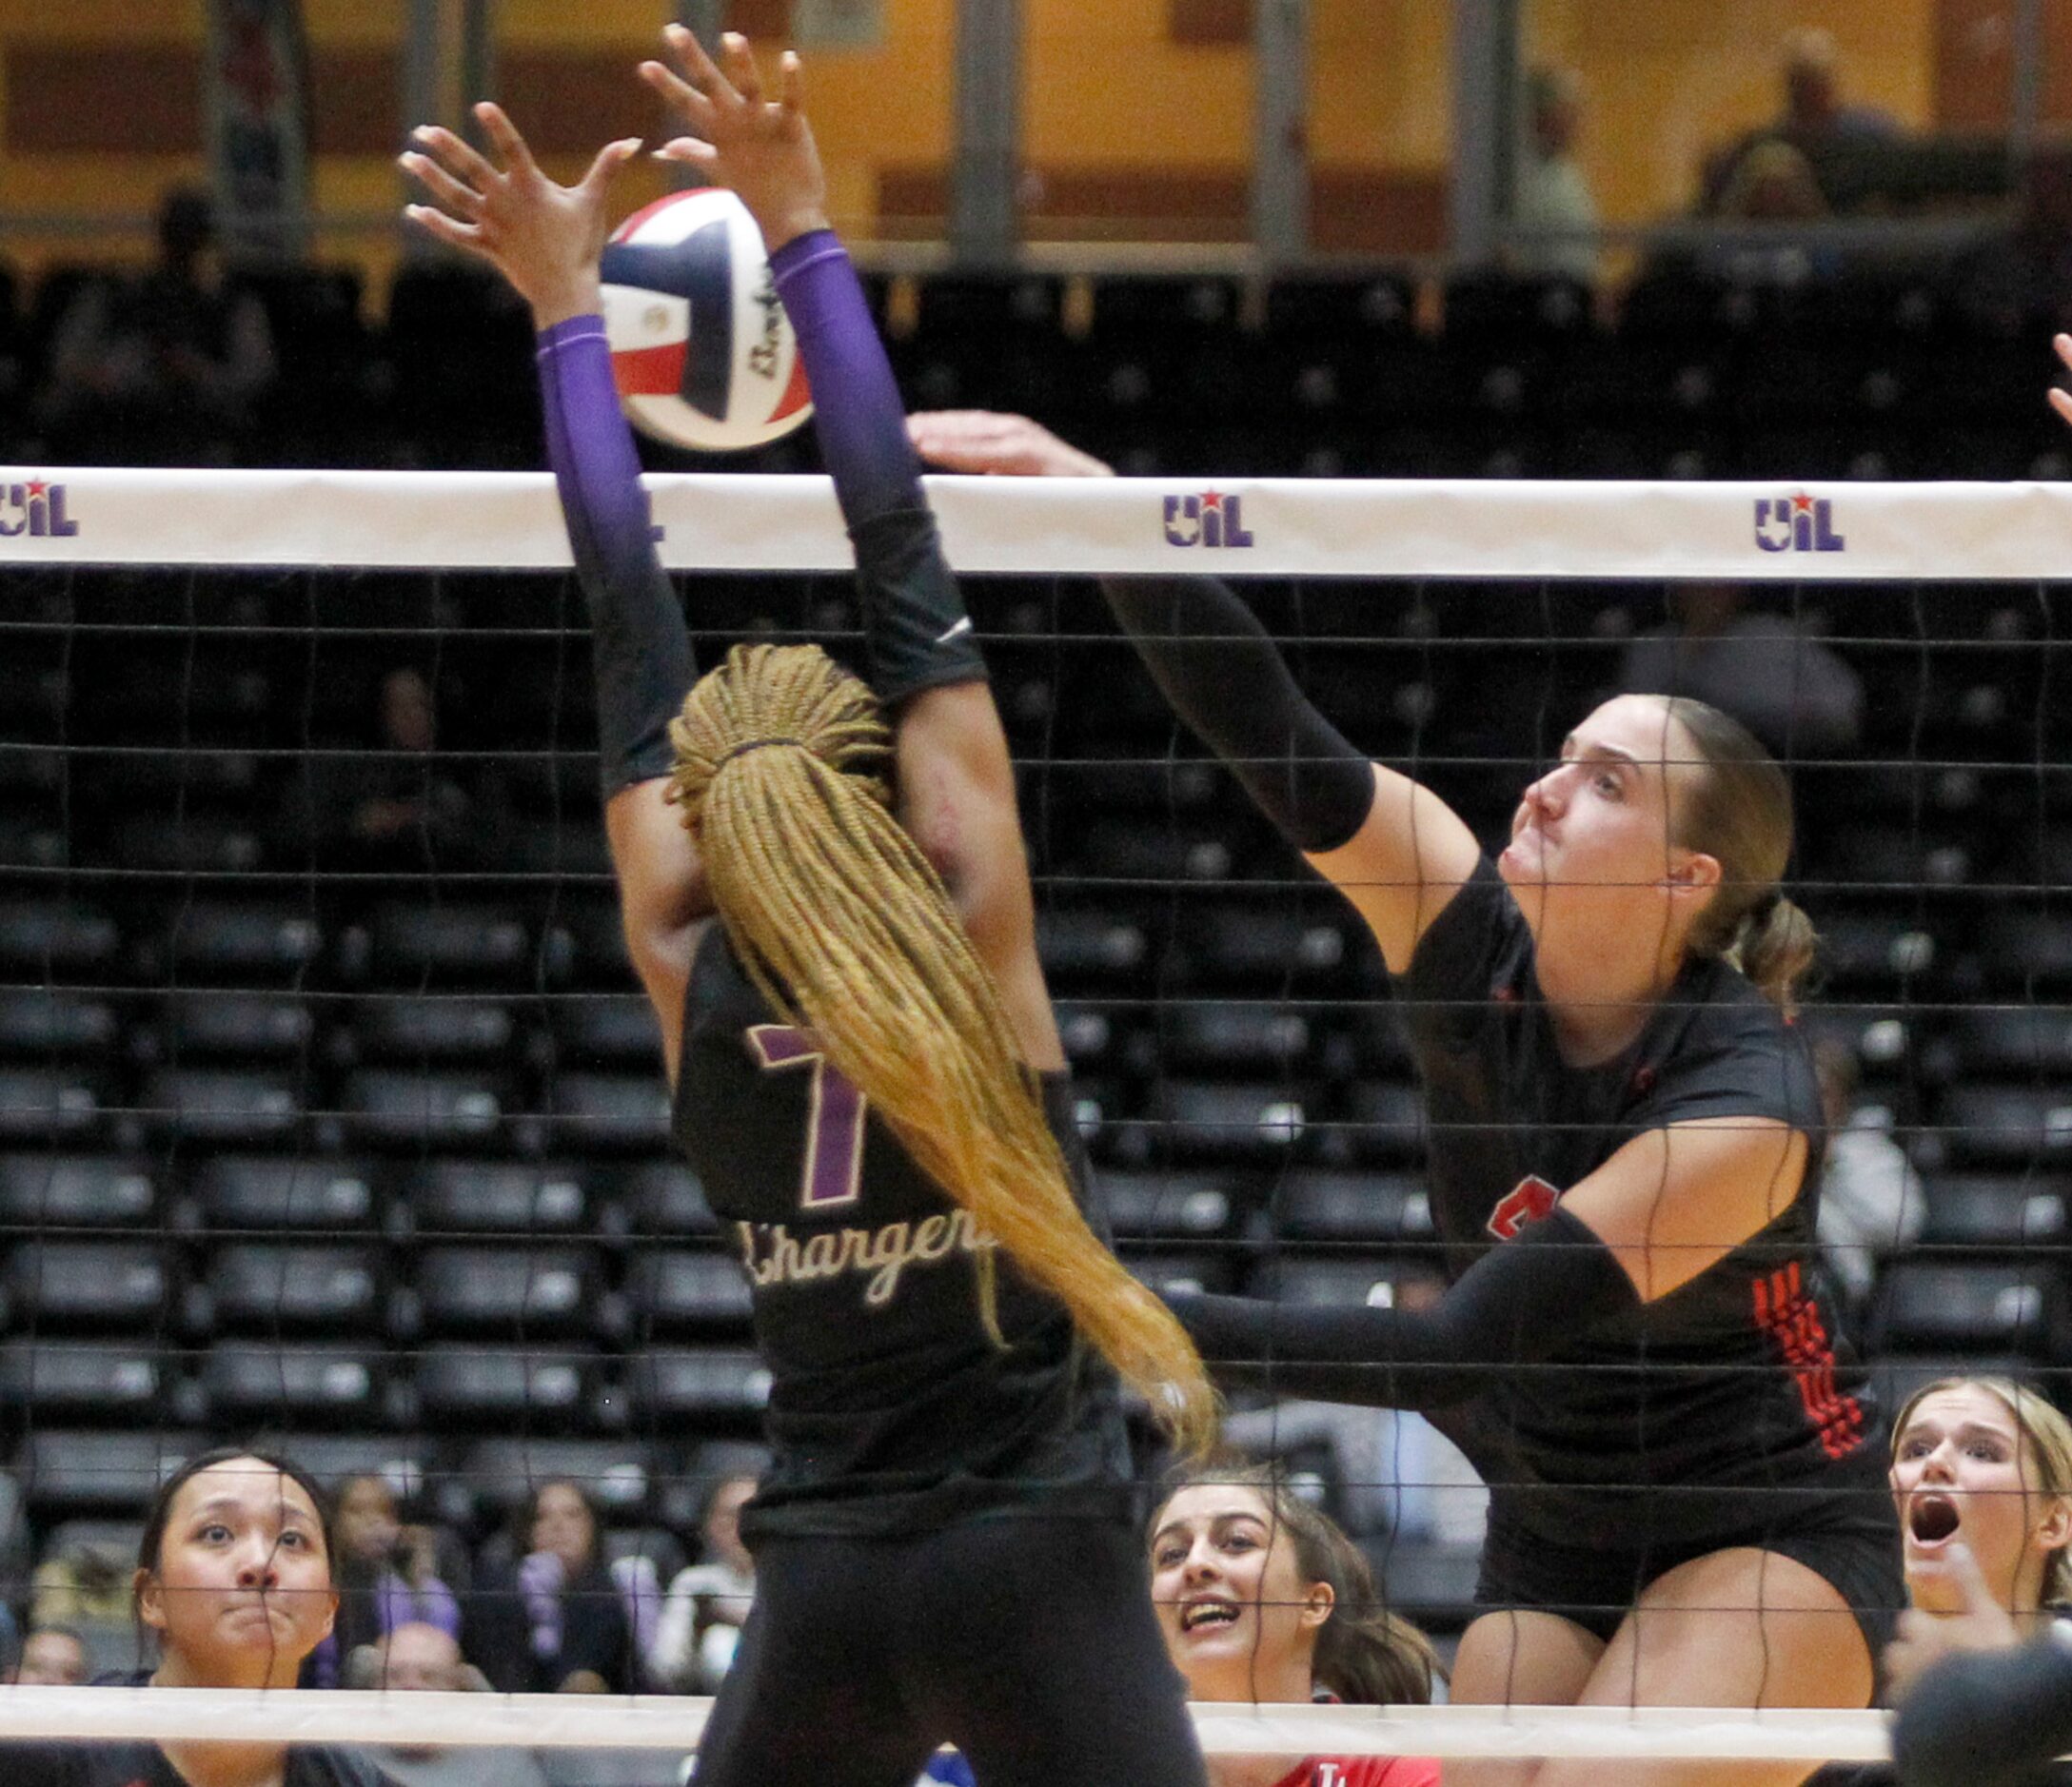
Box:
[1472,1493,1904,1664]
[691,1513,1207,1787]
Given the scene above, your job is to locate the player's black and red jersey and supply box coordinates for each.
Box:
[1400,854,1886,1547]
[671,924,1135,1542]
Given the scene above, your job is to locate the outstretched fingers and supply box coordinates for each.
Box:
[471,102,539,178]
[581,136,645,195]
[399,146,485,220]
[779,49,806,117]
[719,31,764,104]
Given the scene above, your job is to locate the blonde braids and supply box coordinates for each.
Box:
[668,643,1219,1456]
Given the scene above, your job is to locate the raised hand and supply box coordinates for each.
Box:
[2052,333,2072,428]
[906,410,1115,478]
[639,28,830,256]
[400,103,641,327]
[1885,1539,2023,1700]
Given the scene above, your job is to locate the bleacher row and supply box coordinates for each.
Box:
[3,253,2071,480]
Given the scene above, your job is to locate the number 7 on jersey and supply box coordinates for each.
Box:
[747,1025,867,1211]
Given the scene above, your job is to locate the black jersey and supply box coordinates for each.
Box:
[671,925,1135,1540]
[1399,856,1886,1546]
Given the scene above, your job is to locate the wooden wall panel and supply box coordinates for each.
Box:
[1933,0,2072,127]
[1170,0,1250,47]
[7,48,203,153]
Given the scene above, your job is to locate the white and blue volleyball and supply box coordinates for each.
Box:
[600,187,813,454]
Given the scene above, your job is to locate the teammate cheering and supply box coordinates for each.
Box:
[910,409,1901,1786]
[401,35,1214,1787]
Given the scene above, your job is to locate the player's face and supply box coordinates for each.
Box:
[1148,1485,1328,1700]
[1500,695,1709,940]
[137,1459,337,1684]
[1891,1384,2070,1614]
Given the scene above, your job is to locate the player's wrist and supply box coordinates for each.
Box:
[529,269,605,331]
[757,206,832,256]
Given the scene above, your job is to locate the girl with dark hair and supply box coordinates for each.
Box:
[1150,1464,1438,1787]
[399,29,1213,1787]
[466,1479,635,1696]
[3,1446,390,1787]
[909,408,1904,1786]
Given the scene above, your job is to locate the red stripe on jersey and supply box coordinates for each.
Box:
[1751,1262,1864,1460]
[613,341,688,397]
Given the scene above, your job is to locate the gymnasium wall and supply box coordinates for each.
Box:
[0,0,2062,284]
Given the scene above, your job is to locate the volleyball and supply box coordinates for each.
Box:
[599,187,813,454]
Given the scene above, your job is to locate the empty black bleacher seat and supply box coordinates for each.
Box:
[5,1242,168,1329]
[413,1246,599,1337]
[348,994,514,1063]
[0,1342,165,1419]
[153,991,313,1061]
[1273,1170,1434,1246]
[1152,1080,1313,1166]
[1870,1260,2069,1357]
[1255,1255,1449,1310]
[1100,1170,1237,1242]
[414,1345,601,1425]
[156,902,322,983]
[549,995,663,1069]
[1333,1081,1428,1167]
[1036,910,1149,989]
[618,1162,719,1238]
[1938,1084,2072,1170]
[622,1348,770,1422]
[547,1073,672,1152]
[1918,1173,2068,1250]
[1982,912,2072,990]
[200,1343,386,1425]
[0,991,117,1057]
[1119,1250,1240,1297]
[624,1251,753,1333]
[362,902,533,986]
[1161,1005,1313,1077]
[0,903,117,979]
[0,1070,100,1142]
[344,1069,504,1149]
[400,1161,588,1238]
[1946,1007,2072,1079]
[16,1430,204,1516]
[190,1156,379,1232]
[141,1067,301,1146]
[1190,905,1350,987]
[0,1154,154,1228]
[205,1244,383,1332]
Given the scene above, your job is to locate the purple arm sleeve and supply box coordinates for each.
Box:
[537,317,694,795]
[769,230,920,529]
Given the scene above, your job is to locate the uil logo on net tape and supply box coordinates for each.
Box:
[1163,489,1254,549]
[1754,492,1845,554]
[0,479,79,539]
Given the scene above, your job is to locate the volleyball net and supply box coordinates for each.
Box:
[2,467,2068,1766]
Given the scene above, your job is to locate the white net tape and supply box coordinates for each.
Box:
[0,1690,1896,1761]
[5,466,2071,578]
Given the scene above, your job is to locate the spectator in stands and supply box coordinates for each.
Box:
[33,185,275,466]
[351,1621,552,1787]
[1,1446,389,1787]
[468,1479,638,1695]
[294,664,508,871]
[1810,1037,1924,1317]
[1616,580,1864,758]
[1510,66,1598,286]
[1150,1463,1440,1786]
[10,1623,90,1686]
[304,1471,462,1688]
[649,1473,757,1692]
[1811,1378,2072,1787]
[1703,28,1899,215]
[28,1526,133,1677]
